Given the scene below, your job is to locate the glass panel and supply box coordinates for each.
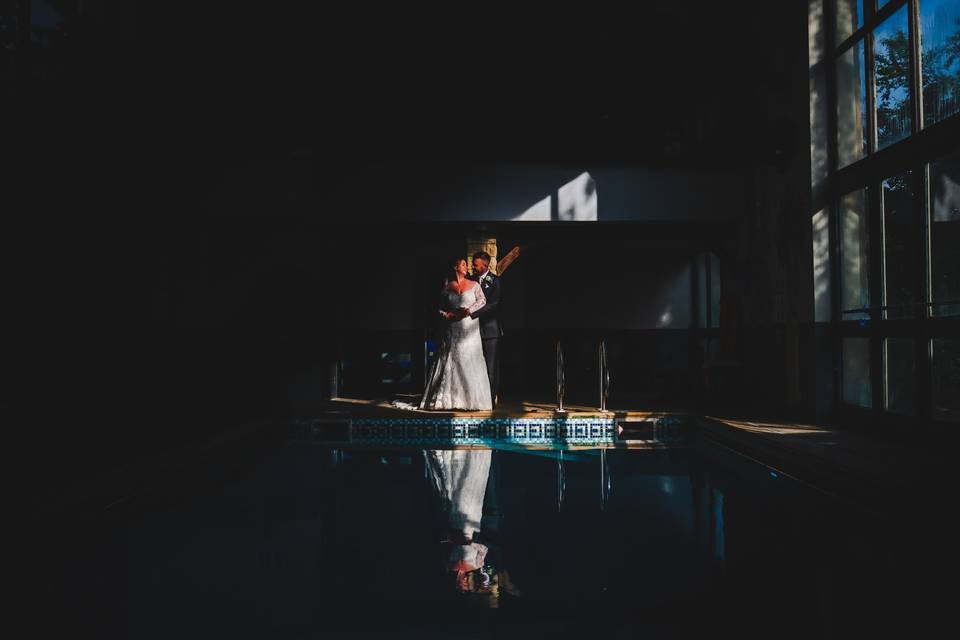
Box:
[709,253,721,328]
[879,0,893,8]
[932,339,960,421]
[811,69,830,190]
[813,208,833,322]
[698,254,707,328]
[882,172,918,318]
[930,155,960,316]
[920,0,960,127]
[810,0,827,66]
[835,0,866,43]
[837,39,869,167]
[875,5,913,148]
[843,337,873,407]
[885,338,916,415]
[841,189,871,320]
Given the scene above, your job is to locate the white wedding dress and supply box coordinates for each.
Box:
[424,449,492,540]
[419,281,492,411]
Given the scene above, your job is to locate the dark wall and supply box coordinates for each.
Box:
[327,224,701,333]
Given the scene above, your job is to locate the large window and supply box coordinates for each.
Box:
[932,339,960,420]
[885,338,917,414]
[920,0,960,127]
[813,208,833,321]
[928,154,960,316]
[874,4,912,149]
[882,172,919,319]
[809,1,960,425]
[836,0,866,42]
[837,38,869,166]
[829,0,960,164]
[843,337,873,406]
[697,252,721,329]
[841,188,871,319]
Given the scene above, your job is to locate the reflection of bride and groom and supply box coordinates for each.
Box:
[419,250,503,412]
[416,250,520,601]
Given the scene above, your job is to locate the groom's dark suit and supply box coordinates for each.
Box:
[469,270,502,405]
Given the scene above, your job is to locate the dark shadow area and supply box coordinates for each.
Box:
[22,435,953,638]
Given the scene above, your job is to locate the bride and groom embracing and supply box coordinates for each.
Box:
[419,251,502,411]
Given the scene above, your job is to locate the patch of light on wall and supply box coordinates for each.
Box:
[656,305,674,329]
[655,263,692,329]
[557,172,598,221]
[812,208,831,322]
[512,195,551,221]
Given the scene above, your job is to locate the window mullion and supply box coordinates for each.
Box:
[908,0,923,132]
[824,0,844,415]
[826,0,840,174]
[831,191,843,409]
[870,180,886,410]
[918,163,933,421]
[865,17,878,154]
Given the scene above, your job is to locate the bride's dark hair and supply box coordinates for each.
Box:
[444,256,467,284]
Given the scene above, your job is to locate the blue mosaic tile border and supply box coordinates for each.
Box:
[350,417,616,445]
[290,415,687,446]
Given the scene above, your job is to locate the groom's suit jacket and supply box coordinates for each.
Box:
[469,272,503,339]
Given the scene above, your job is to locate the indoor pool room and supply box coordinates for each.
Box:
[13,0,959,638]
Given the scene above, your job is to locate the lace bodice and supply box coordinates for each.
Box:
[441,282,486,316]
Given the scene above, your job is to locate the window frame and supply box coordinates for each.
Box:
[814,0,960,427]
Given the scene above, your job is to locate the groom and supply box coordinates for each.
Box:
[468,251,502,407]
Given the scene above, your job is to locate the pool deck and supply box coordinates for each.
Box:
[317,396,675,420]
[695,414,951,517]
[31,397,951,520]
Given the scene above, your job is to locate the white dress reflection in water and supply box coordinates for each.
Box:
[424,449,492,540]
[419,282,492,411]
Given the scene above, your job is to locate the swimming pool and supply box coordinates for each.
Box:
[26,423,945,638]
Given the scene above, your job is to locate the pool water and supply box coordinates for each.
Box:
[26,430,948,638]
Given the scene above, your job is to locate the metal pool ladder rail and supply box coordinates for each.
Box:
[599,339,610,412]
[556,339,565,412]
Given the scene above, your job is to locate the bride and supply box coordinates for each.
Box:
[419,257,493,411]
